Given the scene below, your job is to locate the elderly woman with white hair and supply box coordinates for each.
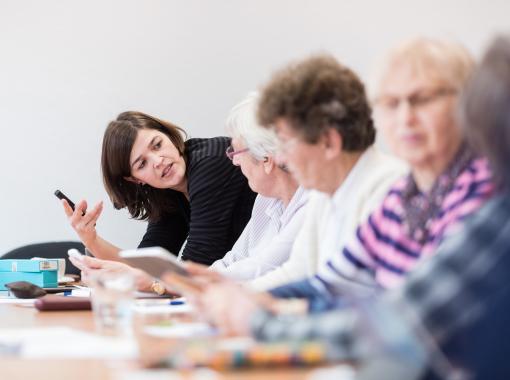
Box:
[209,93,308,280]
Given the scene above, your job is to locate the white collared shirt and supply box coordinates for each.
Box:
[210,187,308,280]
[248,147,408,291]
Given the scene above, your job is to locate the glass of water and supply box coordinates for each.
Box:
[90,271,135,337]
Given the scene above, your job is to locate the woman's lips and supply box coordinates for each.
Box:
[400,133,423,145]
[162,163,173,178]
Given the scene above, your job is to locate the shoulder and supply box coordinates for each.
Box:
[185,137,249,199]
[451,157,495,200]
[185,137,231,164]
[252,194,278,215]
[304,190,330,213]
[457,157,493,184]
[362,147,409,177]
[185,137,233,175]
[350,148,409,214]
[354,148,409,195]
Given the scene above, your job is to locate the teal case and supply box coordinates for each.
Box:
[0,259,59,290]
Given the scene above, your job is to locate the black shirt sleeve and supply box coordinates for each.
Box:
[182,151,255,265]
[137,192,190,257]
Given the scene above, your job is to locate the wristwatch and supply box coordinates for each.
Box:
[150,280,166,296]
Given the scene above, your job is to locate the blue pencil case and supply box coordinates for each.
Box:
[0,259,59,290]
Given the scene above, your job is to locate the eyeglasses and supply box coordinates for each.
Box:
[375,87,456,114]
[225,146,249,160]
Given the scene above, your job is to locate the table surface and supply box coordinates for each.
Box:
[0,303,320,380]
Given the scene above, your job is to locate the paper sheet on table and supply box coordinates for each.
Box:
[133,302,193,315]
[113,368,217,380]
[0,297,35,305]
[0,327,138,359]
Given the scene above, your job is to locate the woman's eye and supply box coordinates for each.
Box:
[154,141,162,149]
[138,160,146,170]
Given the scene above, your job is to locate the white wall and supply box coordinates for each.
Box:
[0,0,508,254]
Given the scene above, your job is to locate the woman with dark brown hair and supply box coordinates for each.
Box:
[61,111,256,267]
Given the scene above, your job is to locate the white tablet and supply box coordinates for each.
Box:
[119,247,190,279]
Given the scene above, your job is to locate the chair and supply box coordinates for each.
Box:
[1,241,86,276]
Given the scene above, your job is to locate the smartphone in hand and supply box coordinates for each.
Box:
[120,247,191,278]
[54,189,76,211]
[54,189,86,216]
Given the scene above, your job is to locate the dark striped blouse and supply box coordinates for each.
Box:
[138,137,256,265]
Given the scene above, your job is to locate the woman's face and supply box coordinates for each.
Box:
[273,118,330,192]
[231,138,272,195]
[374,63,462,174]
[127,128,186,190]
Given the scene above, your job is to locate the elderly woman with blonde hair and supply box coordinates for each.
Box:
[306,37,496,294]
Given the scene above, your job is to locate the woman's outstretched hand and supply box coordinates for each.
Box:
[62,199,103,248]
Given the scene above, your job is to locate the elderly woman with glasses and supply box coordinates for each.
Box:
[208,93,308,280]
[308,37,496,293]
[178,38,496,336]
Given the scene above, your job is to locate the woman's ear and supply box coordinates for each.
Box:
[263,156,275,174]
[323,127,343,160]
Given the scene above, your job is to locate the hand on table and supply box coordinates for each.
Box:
[68,254,153,292]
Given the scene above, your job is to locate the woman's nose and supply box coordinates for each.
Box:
[396,100,417,127]
[150,154,164,168]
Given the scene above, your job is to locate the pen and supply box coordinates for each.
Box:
[169,300,185,305]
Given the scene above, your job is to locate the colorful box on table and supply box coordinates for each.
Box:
[0,259,59,290]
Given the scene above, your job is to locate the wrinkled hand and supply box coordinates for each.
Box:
[184,262,225,283]
[161,262,225,304]
[199,282,264,336]
[161,263,277,335]
[62,199,103,248]
[68,255,153,291]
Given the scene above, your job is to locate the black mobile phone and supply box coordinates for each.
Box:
[54,189,76,211]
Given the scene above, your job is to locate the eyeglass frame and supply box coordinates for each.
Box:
[374,87,457,114]
[225,145,250,160]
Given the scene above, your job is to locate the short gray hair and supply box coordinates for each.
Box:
[369,37,474,100]
[225,92,279,161]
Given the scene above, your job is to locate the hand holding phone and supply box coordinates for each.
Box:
[55,190,103,248]
[67,248,85,262]
[54,189,77,211]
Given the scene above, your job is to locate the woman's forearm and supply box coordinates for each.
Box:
[85,235,122,261]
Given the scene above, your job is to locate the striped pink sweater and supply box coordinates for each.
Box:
[319,157,494,290]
